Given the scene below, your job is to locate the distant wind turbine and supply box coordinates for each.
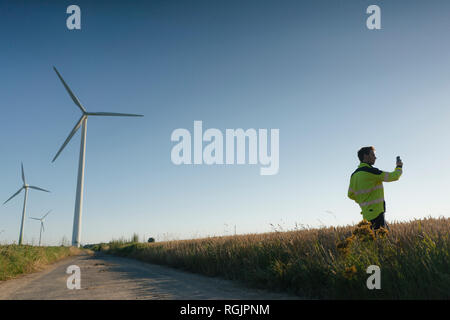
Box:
[3,163,50,245]
[52,66,144,248]
[30,210,52,246]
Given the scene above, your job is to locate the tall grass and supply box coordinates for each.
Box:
[103,217,449,299]
[0,245,81,281]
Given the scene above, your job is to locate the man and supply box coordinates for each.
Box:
[348,146,403,230]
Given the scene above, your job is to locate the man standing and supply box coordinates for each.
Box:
[348,147,403,230]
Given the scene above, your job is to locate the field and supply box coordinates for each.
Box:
[0,245,81,281]
[98,217,450,299]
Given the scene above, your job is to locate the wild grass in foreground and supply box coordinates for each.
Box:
[100,218,449,299]
[0,245,81,281]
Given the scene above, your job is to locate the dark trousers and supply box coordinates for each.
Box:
[369,212,389,230]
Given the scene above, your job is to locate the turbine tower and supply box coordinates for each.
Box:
[3,163,50,245]
[52,67,143,248]
[30,210,52,246]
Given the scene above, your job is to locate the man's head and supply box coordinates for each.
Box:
[358,146,376,165]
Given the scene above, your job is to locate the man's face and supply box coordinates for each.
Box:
[364,149,377,165]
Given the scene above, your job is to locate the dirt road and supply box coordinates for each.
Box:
[0,252,299,300]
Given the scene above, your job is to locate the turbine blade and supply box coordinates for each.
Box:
[42,222,45,232]
[53,67,87,113]
[87,112,144,117]
[21,162,26,185]
[3,187,23,205]
[30,217,40,221]
[42,210,52,219]
[29,186,50,193]
[52,115,85,162]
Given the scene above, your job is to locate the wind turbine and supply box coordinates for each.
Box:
[30,210,52,246]
[3,163,50,245]
[52,67,143,248]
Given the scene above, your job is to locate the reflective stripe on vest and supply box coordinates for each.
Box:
[354,185,383,195]
[360,197,384,207]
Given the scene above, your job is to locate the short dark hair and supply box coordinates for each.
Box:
[358,146,374,162]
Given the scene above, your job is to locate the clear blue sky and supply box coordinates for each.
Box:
[1,0,450,245]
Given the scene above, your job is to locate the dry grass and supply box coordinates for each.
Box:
[103,217,449,299]
[0,245,82,281]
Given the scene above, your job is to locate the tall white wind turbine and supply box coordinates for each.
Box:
[3,163,50,245]
[30,210,52,246]
[52,67,143,248]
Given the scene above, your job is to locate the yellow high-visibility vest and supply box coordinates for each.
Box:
[348,162,403,221]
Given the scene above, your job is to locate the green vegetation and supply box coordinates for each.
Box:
[0,245,81,281]
[99,217,449,299]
